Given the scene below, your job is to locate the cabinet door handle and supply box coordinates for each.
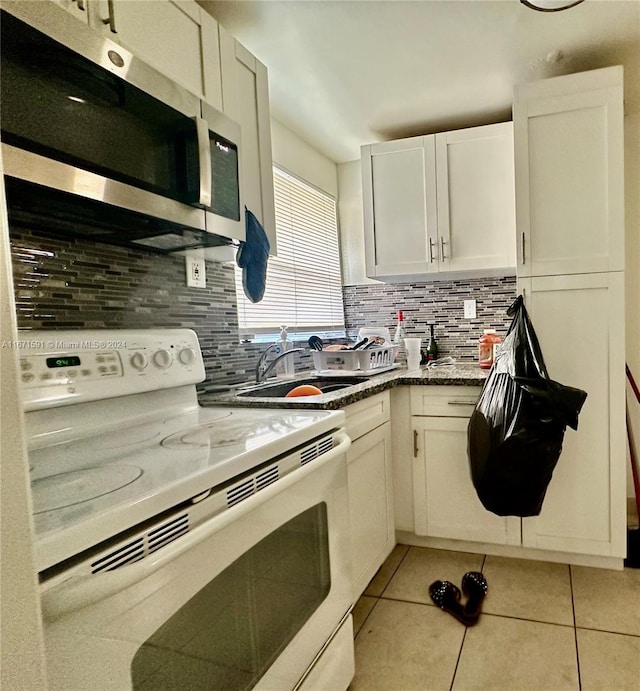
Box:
[447,400,477,406]
[102,0,117,33]
[440,236,446,260]
[521,231,526,265]
[73,0,86,10]
[413,429,419,457]
[428,238,435,263]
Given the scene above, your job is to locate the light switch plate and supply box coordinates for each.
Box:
[185,256,206,288]
[464,299,477,319]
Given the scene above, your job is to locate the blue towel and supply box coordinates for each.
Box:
[236,208,270,303]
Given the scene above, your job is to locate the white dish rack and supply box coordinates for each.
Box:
[312,345,399,374]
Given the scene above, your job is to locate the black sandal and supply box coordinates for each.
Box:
[428,580,468,626]
[461,571,488,623]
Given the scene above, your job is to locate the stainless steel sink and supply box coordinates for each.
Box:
[237,377,365,398]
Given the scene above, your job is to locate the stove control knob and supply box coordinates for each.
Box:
[152,349,173,369]
[130,351,148,370]
[178,347,196,365]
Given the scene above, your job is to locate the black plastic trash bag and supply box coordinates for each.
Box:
[467,295,588,517]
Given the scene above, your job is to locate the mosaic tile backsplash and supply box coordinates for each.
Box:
[343,276,517,363]
[10,228,517,386]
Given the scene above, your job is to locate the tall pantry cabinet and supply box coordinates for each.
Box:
[513,66,626,559]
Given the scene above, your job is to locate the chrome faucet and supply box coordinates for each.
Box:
[255,344,304,384]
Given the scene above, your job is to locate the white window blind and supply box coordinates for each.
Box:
[235,166,345,340]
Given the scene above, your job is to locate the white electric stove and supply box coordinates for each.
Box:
[19,329,345,573]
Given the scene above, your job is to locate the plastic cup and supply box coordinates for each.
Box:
[404,337,422,370]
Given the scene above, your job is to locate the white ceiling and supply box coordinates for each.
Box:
[198,0,640,163]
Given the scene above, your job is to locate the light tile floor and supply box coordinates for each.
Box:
[350,545,640,691]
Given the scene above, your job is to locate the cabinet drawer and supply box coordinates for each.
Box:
[410,386,481,417]
[344,391,390,442]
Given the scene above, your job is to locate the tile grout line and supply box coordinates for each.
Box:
[449,626,468,691]
[354,545,412,639]
[569,565,583,690]
[449,554,486,691]
[377,546,412,598]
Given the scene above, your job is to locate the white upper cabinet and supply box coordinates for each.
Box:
[220,27,277,254]
[361,136,438,279]
[361,122,516,282]
[513,66,624,277]
[436,123,516,273]
[88,0,223,109]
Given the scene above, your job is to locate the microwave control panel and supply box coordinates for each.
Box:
[18,329,205,411]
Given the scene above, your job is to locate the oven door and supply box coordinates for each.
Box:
[41,433,353,691]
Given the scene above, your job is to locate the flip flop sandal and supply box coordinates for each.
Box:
[428,580,468,626]
[461,571,488,624]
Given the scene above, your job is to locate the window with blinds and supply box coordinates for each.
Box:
[235,166,345,341]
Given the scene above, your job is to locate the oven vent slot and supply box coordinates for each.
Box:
[147,514,189,554]
[256,465,279,490]
[318,437,334,455]
[91,538,144,574]
[300,435,334,466]
[225,464,280,508]
[227,477,256,507]
[300,445,319,466]
[90,514,190,573]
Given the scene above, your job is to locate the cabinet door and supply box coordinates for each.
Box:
[412,416,519,545]
[89,0,223,108]
[361,136,438,280]
[220,29,277,253]
[514,67,624,277]
[51,0,90,24]
[436,123,516,274]
[347,422,395,600]
[519,273,626,557]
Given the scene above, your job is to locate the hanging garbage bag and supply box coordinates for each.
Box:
[467,295,588,517]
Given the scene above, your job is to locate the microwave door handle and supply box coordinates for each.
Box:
[40,432,351,622]
[194,117,212,208]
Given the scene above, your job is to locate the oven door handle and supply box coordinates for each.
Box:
[41,431,350,621]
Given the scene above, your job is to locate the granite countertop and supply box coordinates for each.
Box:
[198,364,488,410]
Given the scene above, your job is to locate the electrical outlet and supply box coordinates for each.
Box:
[185,256,206,288]
[464,299,477,319]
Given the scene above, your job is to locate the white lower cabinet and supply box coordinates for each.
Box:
[410,386,521,546]
[409,346,625,563]
[412,416,520,545]
[344,392,395,601]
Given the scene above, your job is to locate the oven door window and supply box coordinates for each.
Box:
[130,503,331,690]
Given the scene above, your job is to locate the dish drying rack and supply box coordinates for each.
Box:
[312,345,399,375]
[311,326,399,375]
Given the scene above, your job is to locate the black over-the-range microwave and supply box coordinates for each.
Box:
[0,2,244,252]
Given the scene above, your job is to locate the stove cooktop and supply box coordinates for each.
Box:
[30,405,344,573]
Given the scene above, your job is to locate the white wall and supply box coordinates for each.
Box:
[270,118,337,197]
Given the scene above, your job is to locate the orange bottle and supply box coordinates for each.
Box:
[478,329,501,369]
